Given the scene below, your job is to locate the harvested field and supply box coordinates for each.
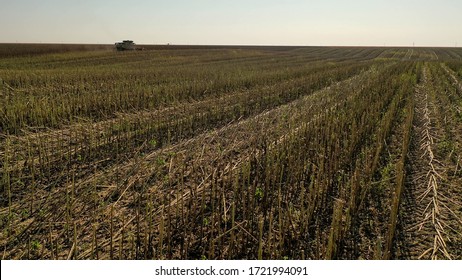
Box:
[1,45,462,259]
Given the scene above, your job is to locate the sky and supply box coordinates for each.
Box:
[0,0,461,47]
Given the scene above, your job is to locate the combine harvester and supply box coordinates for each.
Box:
[115,40,143,51]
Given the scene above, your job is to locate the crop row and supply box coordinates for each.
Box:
[1,61,376,206]
[2,47,462,260]
[1,50,374,133]
[0,62,419,259]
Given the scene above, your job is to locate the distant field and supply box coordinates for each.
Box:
[1,45,462,260]
[0,43,114,58]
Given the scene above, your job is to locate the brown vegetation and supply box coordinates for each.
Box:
[1,45,462,259]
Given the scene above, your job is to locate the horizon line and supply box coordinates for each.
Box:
[0,42,460,49]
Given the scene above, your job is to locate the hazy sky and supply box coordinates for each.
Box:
[1,0,461,46]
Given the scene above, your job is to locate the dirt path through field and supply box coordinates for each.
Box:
[396,63,462,259]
